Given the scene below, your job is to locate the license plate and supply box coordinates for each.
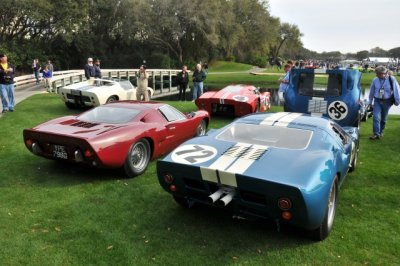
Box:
[53,145,68,159]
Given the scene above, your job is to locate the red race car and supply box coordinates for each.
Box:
[23,101,210,178]
[195,84,271,117]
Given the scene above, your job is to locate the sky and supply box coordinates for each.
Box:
[268,0,400,54]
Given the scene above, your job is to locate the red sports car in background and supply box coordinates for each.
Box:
[23,101,210,178]
[195,84,271,117]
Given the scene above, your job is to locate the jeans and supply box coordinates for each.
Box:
[192,82,203,101]
[372,98,392,136]
[34,70,40,83]
[0,83,15,111]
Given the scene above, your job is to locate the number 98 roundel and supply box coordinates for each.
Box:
[328,101,348,121]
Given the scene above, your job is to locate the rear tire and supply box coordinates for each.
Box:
[106,96,117,104]
[195,119,207,136]
[309,176,338,241]
[349,146,359,172]
[124,139,151,178]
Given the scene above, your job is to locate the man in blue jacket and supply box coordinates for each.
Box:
[368,66,400,140]
[0,54,16,113]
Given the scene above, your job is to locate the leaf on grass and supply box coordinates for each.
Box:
[145,240,149,243]
[42,229,49,233]
[232,256,238,261]
[8,212,12,216]
[55,227,61,232]
[257,248,262,254]
[124,182,128,186]
[107,245,113,250]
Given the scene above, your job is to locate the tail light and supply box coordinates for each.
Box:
[164,173,174,184]
[169,185,177,192]
[278,198,292,210]
[25,139,33,148]
[84,149,93,158]
[281,211,292,221]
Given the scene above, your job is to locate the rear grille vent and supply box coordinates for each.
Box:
[71,121,99,128]
[223,145,267,161]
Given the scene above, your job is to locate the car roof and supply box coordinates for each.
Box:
[104,101,166,111]
[237,112,332,131]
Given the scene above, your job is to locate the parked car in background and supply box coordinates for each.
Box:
[23,101,209,178]
[195,84,271,117]
[58,78,154,108]
[283,68,362,127]
[158,112,359,240]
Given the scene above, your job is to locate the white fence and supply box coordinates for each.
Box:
[15,69,182,98]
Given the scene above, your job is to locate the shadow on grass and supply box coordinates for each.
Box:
[25,159,129,186]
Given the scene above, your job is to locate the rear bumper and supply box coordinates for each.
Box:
[157,161,321,230]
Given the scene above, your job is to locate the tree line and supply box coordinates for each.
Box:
[0,0,399,73]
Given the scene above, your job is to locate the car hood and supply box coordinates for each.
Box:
[200,89,255,101]
[29,116,133,139]
[164,135,332,191]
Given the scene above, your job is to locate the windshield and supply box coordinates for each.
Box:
[77,106,140,124]
[216,123,313,150]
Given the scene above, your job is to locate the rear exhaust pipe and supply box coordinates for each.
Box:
[32,142,42,155]
[208,189,224,203]
[217,191,235,207]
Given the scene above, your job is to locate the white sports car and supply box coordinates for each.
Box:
[58,78,154,108]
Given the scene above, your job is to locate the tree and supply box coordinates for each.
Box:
[356,50,369,61]
[270,22,303,63]
[388,47,400,61]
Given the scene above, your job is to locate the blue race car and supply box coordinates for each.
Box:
[157,112,359,240]
[283,68,362,127]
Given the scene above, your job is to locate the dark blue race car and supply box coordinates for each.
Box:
[283,68,362,127]
[157,112,359,240]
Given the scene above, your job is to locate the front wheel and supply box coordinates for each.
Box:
[309,176,338,241]
[124,139,151,178]
[195,119,207,136]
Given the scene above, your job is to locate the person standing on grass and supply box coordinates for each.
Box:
[192,63,206,101]
[136,65,149,101]
[0,54,16,113]
[42,59,54,90]
[177,65,189,101]
[368,66,400,140]
[277,63,292,104]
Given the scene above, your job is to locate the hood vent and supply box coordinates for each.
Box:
[71,121,100,128]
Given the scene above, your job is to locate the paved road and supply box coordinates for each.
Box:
[0,83,47,117]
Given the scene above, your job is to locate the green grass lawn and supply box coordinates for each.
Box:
[0,92,399,265]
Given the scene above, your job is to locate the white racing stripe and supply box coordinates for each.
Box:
[220,92,231,104]
[260,112,290,125]
[274,113,302,127]
[200,143,268,187]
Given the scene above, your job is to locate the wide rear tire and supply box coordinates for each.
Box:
[106,96,117,104]
[195,119,207,136]
[124,139,151,178]
[309,176,338,241]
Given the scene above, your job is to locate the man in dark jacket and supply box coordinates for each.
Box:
[177,65,189,101]
[192,63,206,101]
[84,57,95,80]
[0,54,16,113]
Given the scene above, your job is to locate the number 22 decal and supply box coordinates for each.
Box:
[171,144,217,164]
[328,101,348,120]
